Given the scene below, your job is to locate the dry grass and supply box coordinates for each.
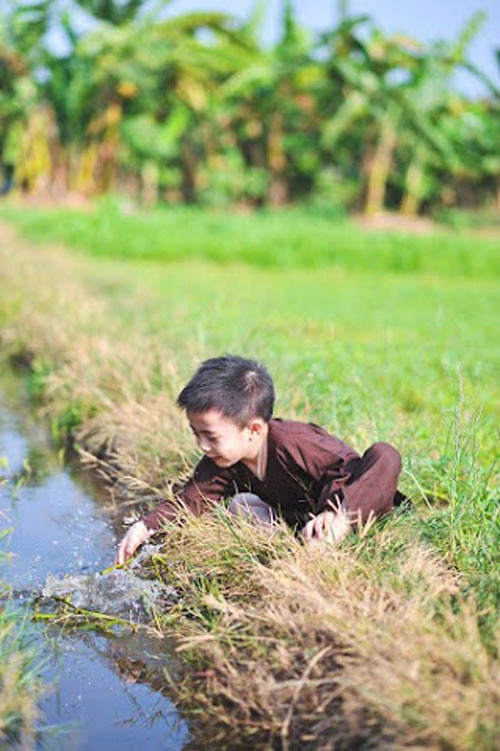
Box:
[0,223,193,497]
[0,608,43,747]
[154,512,499,750]
[1,221,499,749]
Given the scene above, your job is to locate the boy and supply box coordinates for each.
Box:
[115,355,403,564]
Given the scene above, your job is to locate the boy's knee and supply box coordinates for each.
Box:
[228,493,275,525]
[368,442,402,474]
[228,493,265,516]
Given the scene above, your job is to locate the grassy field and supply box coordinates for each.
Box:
[0,204,499,749]
[1,198,500,275]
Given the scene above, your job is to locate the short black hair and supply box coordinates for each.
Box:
[176,355,275,426]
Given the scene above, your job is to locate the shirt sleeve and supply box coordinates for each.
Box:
[142,456,236,532]
[278,423,359,514]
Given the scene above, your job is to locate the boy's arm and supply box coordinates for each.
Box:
[278,422,358,512]
[275,422,359,541]
[142,456,235,532]
[114,457,235,563]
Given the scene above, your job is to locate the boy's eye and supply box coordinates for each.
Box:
[191,428,218,442]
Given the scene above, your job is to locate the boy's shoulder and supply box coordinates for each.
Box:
[269,418,334,443]
[269,418,357,459]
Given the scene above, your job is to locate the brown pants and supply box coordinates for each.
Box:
[341,442,403,525]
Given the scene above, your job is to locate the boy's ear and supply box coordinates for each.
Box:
[248,417,265,435]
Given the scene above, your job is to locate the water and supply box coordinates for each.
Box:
[0,377,190,751]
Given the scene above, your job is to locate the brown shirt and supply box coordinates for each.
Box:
[143,419,360,531]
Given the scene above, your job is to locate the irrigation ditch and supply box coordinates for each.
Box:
[0,369,209,751]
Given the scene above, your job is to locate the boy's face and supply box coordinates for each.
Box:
[187,409,258,468]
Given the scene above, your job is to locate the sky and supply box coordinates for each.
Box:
[168,0,500,97]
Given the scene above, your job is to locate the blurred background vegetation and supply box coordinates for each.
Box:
[0,0,499,219]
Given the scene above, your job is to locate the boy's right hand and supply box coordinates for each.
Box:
[301,509,350,545]
[114,520,151,565]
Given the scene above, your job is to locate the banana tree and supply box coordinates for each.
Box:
[395,12,499,216]
[73,0,145,25]
[216,0,323,206]
[83,10,244,200]
[434,98,500,213]
[0,2,53,193]
[36,0,243,198]
[318,11,491,215]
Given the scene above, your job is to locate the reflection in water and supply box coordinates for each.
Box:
[39,631,187,751]
[0,378,190,751]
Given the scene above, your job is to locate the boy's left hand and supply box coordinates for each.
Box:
[301,509,350,545]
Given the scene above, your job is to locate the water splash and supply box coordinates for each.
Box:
[41,545,176,621]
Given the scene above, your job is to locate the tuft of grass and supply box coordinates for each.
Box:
[408,400,500,648]
[0,526,45,746]
[151,510,500,750]
[0,602,45,746]
[1,200,500,277]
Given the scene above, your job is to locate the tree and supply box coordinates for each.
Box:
[216,0,322,206]
[0,2,53,193]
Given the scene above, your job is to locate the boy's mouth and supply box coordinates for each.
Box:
[209,454,231,466]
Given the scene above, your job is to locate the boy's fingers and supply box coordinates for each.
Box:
[302,513,330,541]
[315,511,334,540]
[114,541,127,566]
[314,516,324,539]
[301,518,314,540]
[114,531,134,566]
[114,521,150,565]
[302,511,349,547]
[324,513,336,539]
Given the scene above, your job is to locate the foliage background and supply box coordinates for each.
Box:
[1,0,499,216]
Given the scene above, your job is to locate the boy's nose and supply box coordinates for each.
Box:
[197,437,211,453]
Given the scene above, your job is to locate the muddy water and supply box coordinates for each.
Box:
[0,376,190,751]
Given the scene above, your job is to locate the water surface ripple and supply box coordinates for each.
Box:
[0,378,190,751]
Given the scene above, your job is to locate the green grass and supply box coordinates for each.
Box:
[81,253,500,459]
[1,198,500,276]
[0,531,45,745]
[1,208,499,747]
[0,604,44,745]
